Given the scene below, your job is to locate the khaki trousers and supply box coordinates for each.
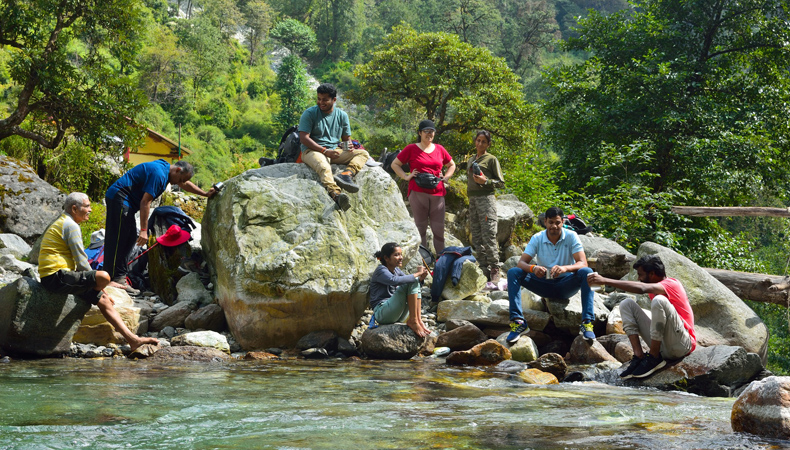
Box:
[620,296,693,360]
[301,147,370,195]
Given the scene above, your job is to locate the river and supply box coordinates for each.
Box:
[0,358,784,449]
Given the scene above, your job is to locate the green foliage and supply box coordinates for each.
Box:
[270,18,317,57]
[353,25,538,152]
[544,0,790,206]
[82,202,107,249]
[438,0,502,47]
[175,17,232,95]
[242,0,275,65]
[274,54,312,128]
[746,300,790,376]
[0,0,149,150]
[310,0,363,61]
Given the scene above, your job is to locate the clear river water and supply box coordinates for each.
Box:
[0,358,786,449]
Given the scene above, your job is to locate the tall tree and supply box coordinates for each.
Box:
[353,25,537,147]
[274,54,312,128]
[243,0,275,65]
[544,0,790,205]
[438,0,502,47]
[497,0,560,77]
[175,18,231,97]
[199,0,244,39]
[0,0,148,149]
[137,26,189,104]
[311,0,361,61]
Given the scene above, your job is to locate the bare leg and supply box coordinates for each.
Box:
[97,294,158,351]
[628,334,643,358]
[648,339,662,359]
[405,293,430,337]
[94,271,111,291]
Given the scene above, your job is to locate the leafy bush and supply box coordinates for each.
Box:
[270,19,317,57]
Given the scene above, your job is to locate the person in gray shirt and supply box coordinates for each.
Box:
[369,242,430,337]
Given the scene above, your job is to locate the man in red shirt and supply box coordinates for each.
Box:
[588,255,696,379]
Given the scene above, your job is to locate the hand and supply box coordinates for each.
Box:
[551,265,568,278]
[415,265,428,280]
[136,230,148,246]
[324,149,341,159]
[403,170,417,181]
[587,272,605,286]
[472,173,487,184]
[533,265,547,278]
[206,187,218,198]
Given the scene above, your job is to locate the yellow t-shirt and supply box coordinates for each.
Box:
[38,214,91,277]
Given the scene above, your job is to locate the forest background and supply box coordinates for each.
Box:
[1,0,789,372]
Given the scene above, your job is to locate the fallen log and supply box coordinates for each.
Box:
[671,206,790,218]
[704,269,790,307]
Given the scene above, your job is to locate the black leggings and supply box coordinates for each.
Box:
[104,197,137,283]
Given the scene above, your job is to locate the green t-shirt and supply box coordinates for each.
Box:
[466,153,505,196]
[298,105,352,151]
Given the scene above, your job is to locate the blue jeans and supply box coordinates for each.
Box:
[508,266,594,323]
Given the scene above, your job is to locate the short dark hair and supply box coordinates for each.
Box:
[317,83,337,98]
[545,206,564,220]
[374,242,401,263]
[633,255,666,278]
[476,130,492,144]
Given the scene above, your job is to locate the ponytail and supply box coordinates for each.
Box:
[374,242,401,263]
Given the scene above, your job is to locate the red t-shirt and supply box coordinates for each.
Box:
[650,278,696,353]
[396,143,453,196]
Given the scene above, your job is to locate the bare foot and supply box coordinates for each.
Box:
[129,336,160,352]
[407,320,430,338]
[108,281,126,289]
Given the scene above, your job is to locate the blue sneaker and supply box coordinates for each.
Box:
[506,320,530,344]
[580,321,595,340]
[368,315,378,330]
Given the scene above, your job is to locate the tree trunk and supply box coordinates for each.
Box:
[671,206,790,217]
[704,268,790,307]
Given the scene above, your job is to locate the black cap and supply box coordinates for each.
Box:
[418,119,436,132]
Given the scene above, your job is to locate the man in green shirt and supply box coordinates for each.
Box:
[298,83,369,211]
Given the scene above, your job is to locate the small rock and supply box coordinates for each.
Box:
[265,347,283,356]
[159,326,176,339]
[302,348,330,359]
[149,301,196,331]
[568,335,619,364]
[0,356,10,363]
[496,360,527,374]
[732,376,790,439]
[147,346,231,362]
[518,368,559,385]
[436,324,488,351]
[244,351,279,360]
[527,353,568,381]
[171,331,230,354]
[446,339,511,366]
[128,343,160,359]
[495,332,539,363]
[296,330,339,352]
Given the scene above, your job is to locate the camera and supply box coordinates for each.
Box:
[471,162,482,176]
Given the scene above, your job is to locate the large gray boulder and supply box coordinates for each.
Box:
[437,299,551,330]
[0,156,65,243]
[0,277,91,357]
[440,260,487,300]
[0,234,32,259]
[632,242,768,359]
[202,164,419,349]
[578,234,632,259]
[495,194,533,246]
[544,291,610,335]
[638,345,764,397]
[360,324,425,359]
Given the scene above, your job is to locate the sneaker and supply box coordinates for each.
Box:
[330,192,351,211]
[580,321,595,340]
[619,356,643,379]
[631,354,666,379]
[334,170,359,193]
[506,320,530,344]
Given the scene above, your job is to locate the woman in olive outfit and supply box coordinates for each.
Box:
[466,130,505,288]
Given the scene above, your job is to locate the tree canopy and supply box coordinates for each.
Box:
[353,25,538,148]
[0,0,148,149]
[544,0,790,206]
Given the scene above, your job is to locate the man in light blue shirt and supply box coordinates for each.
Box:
[506,206,596,344]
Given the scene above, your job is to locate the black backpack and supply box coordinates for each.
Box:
[277,126,301,163]
[260,126,301,167]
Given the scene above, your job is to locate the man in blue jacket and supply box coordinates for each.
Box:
[104,159,216,293]
[506,206,596,344]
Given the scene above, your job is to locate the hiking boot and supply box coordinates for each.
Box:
[506,320,530,345]
[334,170,360,193]
[330,192,351,211]
[619,356,643,379]
[580,321,596,341]
[631,354,666,379]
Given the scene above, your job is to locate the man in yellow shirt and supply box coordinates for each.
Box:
[39,193,159,351]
